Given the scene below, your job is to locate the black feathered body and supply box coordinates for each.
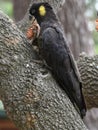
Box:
[29,2,86,118]
[39,21,86,118]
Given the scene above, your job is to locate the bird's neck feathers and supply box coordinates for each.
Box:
[39,12,59,33]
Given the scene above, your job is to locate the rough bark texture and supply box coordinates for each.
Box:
[17,0,94,60]
[0,11,88,130]
[77,54,98,109]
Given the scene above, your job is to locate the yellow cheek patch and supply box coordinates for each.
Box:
[39,5,46,16]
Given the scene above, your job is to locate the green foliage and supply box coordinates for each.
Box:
[0,0,13,18]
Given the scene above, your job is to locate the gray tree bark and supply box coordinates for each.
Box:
[0,11,88,130]
[77,54,98,109]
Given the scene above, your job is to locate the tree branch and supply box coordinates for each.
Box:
[77,53,98,109]
[0,11,88,130]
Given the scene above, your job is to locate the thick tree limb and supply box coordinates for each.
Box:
[77,54,98,109]
[0,11,88,130]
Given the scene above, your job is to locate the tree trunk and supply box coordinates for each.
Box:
[77,54,98,109]
[57,0,94,59]
[13,0,30,21]
[0,11,88,130]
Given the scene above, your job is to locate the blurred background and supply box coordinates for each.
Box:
[0,0,98,130]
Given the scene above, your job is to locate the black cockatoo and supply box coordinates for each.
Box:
[29,2,86,118]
